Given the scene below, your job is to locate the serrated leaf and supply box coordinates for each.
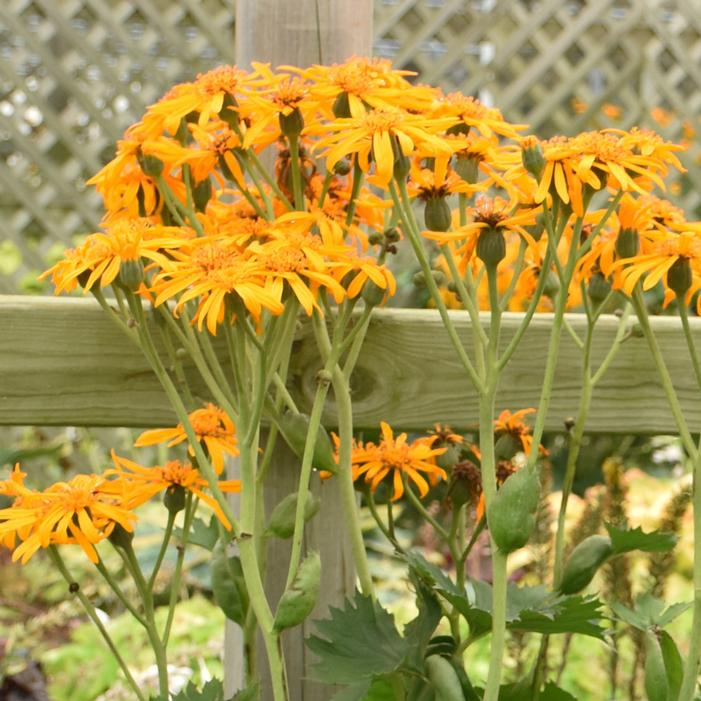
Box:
[175,515,220,551]
[541,682,578,700]
[166,678,227,701]
[610,592,691,630]
[406,551,604,640]
[230,682,260,701]
[306,590,409,686]
[606,524,677,555]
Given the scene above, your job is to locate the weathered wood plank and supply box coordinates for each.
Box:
[2,294,701,435]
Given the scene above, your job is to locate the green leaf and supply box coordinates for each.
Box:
[605,524,678,555]
[210,542,248,625]
[610,592,691,630]
[230,682,261,701]
[155,678,231,701]
[330,680,372,701]
[403,572,442,669]
[175,515,219,551]
[660,631,683,701]
[306,590,409,686]
[406,551,605,640]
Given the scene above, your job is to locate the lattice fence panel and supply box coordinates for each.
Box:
[0,0,235,292]
[2,0,701,293]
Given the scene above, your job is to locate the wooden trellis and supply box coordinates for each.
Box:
[2,0,701,293]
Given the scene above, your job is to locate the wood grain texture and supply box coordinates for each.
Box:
[233,3,371,699]
[3,295,701,434]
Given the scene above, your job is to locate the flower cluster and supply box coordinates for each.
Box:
[0,404,239,563]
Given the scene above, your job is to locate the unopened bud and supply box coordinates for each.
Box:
[521,138,545,179]
[424,197,452,232]
[333,159,351,176]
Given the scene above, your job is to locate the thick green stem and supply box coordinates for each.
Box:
[484,549,508,701]
[630,289,696,458]
[238,437,288,701]
[48,547,147,701]
[675,301,701,701]
[333,366,374,597]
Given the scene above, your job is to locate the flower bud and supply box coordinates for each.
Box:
[138,153,164,178]
[521,138,545,179]
[368,232,383,246]
[615,228,640,259]
[384,227,401,243]
[392,136,411,182]
[332,92,352,119]
[117,259,145,292]
[333,159,351,176]
[453,154,479,184]
[476,228,506,266]
[108,523,134,550]
[193,178,213,213]
[494,433,520,461]
[219,93,240,130]
[424,197,452,232]
[279,108,304,140]
[362,280,387,307]
[667,256,692,298]
[164,484,186,514]
[543,269,561,300]
[587,271,611,305]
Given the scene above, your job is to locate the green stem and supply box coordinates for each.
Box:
[237,436,289,701]
[484,549,508,701]
[247,150,294,210]
[333,366,375,597]
[148,509,176,591]
[163,494,195,646]
[675,301,701,701]
[48,547,147,701]
[365,490,402,551]
[287,133,305,210]
[630,288,697,458]
[94,559,148,628]
[391,179,482,391]
[402,475,449,541]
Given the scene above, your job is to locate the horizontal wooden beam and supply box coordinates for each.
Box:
[2,294,700,434]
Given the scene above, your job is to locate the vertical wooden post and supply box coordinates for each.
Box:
[225,3,373,700]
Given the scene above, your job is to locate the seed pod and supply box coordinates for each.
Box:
[333,158,351,176]
[277,411,338,475]
[476,228,506,267]
[211,542,248,625]
[494,433,520,461]
[424,197,452,232]
[558,534,613,594]
[273,551,321,631]
[644,630,670,701]
[425,655,464,701]
[264,490,321,539]
[487,466,540,554]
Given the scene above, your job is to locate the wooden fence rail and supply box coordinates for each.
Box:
[2,295,701,435]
